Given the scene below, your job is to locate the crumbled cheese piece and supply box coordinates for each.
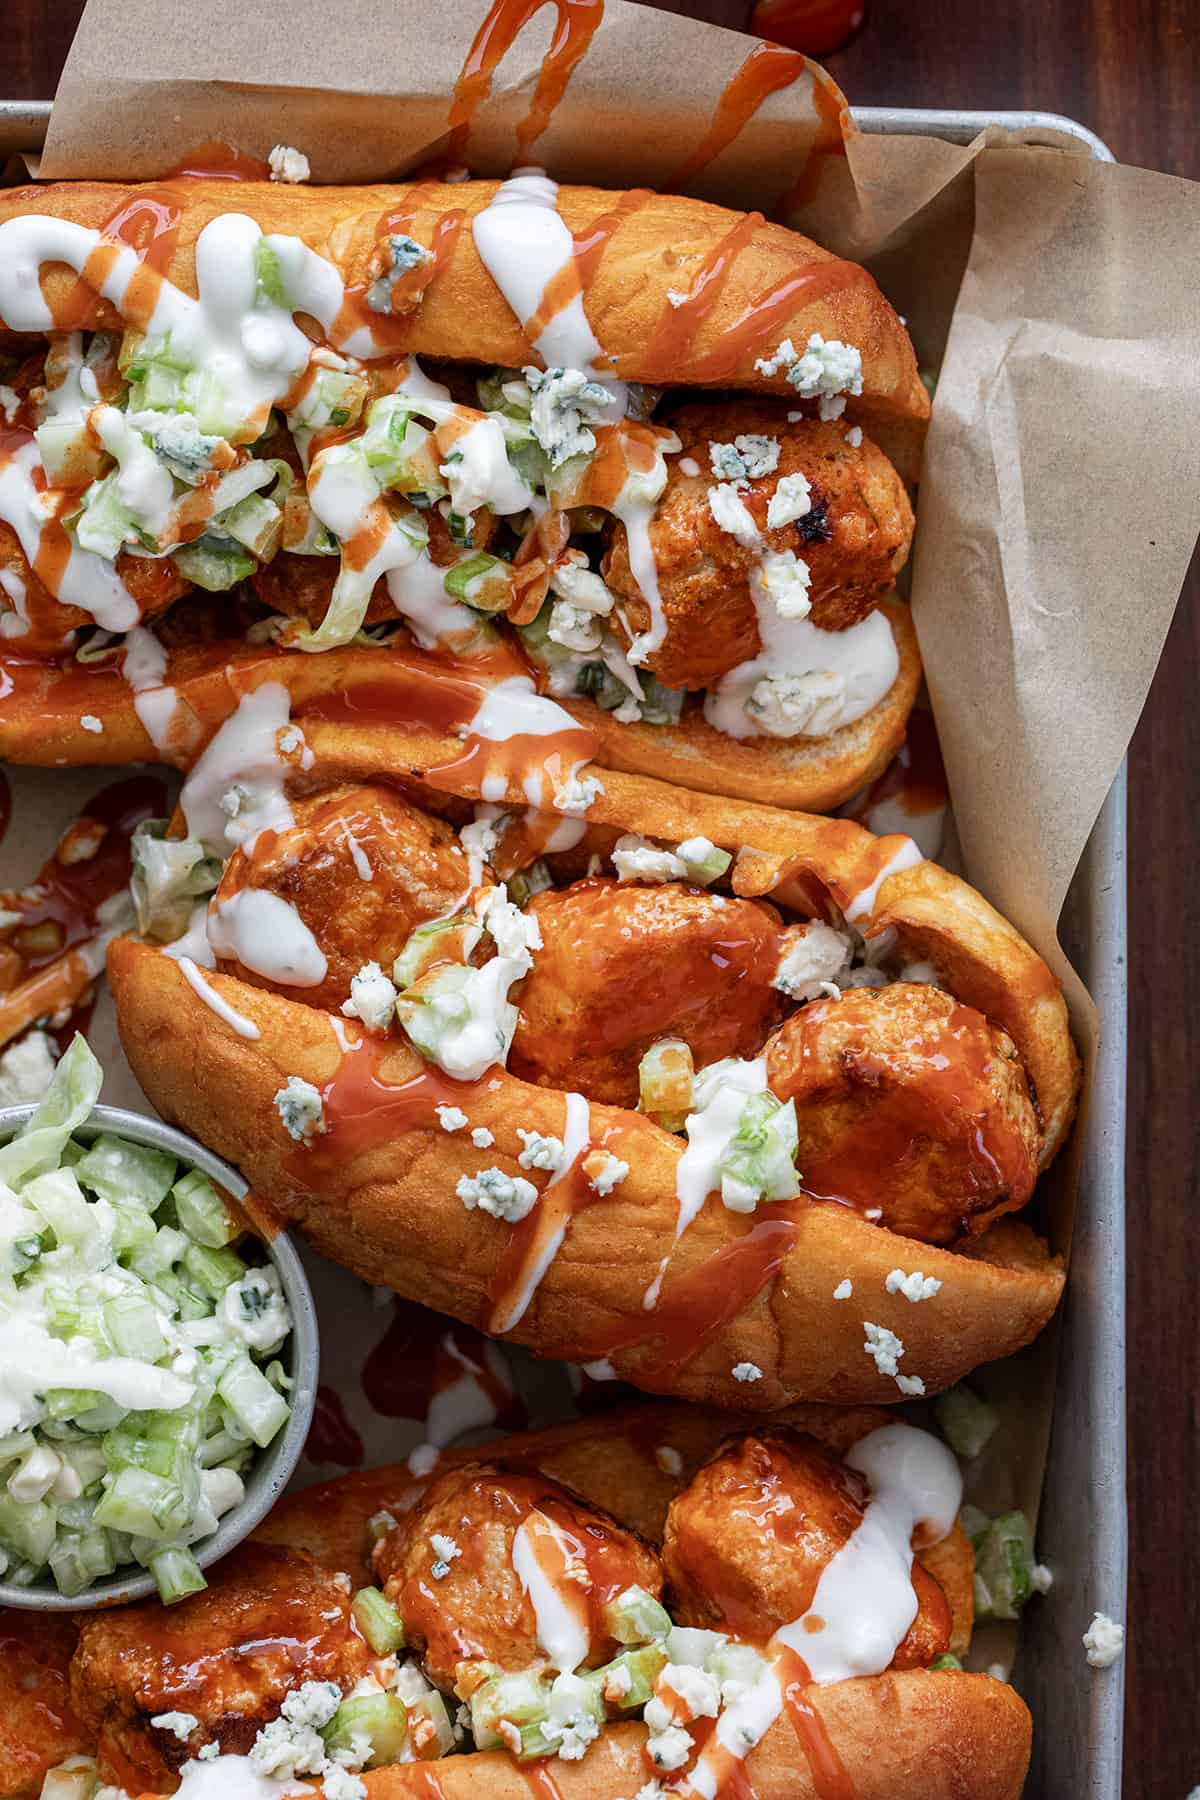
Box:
[471,1126,495,1148]
[754,338,799,378]
[1032,1564,1054,1594]
[460,815,499,883]
[756,332,863,399]
[819,393,847,420]
[732,1362,763,1383]
[646,1723,693,1771]
[250,1680,341,1780]
[274,1075,326,1143]
[553,771,605,815]
[1083,1612,1124,1668]
[666,289,689,308]
[655,1445,683,1477]
[368,235,434,314]
[773,921,852,1000]
[151,1712,198,1741]
[863,1321,905,1377]
[553,1711,601,1761]
[80,714,103,733]
[833,1278,853,1300]
[846,425,864,447]
[0,384,19,422]
[0,1030,59,1106]
[765,470,814,530]
[886,1268,942,1303]
[745,669,846,739]
[896,1375,926,1396]
[430,1532,461,1566]
[268,144,311,184]
[341,960,398,1032]
[604,1663,634,1702]
[524,365,612,468]
[279,724,305,753]
[407,1443,439,1477]
[707,482,761,548]
[754,547,812,619]
[517,1128,565,1172]
[548,553,615,615]
[547,597,604,653]
[585,1150,629,1195]
[436,1105,468,1132]
[708,435,780,481]
[457,1166,539,1222]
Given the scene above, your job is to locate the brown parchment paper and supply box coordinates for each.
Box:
[7,0,1196,1676]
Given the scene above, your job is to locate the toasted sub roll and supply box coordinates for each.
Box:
[0,180,927,423]
[107,746,1074,1405]
[254,1400,974,1658]
[0,603,921,817]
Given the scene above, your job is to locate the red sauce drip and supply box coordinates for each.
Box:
[297,1034,502,1171]
[304,1385,366,1467]
[487,1135,608,1334]
[580,1204,804,1381]
[521,1764,568,1800]
[853,708,948,823]
[792,1002,1035,1215]
[776,1645,859,1800]
[293,647,497,735]
[403,1770,451,1799]
[423,727,598,808]
[446,0,605,164]
[572,188,654,290]
[684,256,874,385]
[165,141,274,180]
[640,211,761,381]
[51,190,183,333]
[777,67,852,216]
[360,1297,526,1434]
[667,42,808,191]
[750,0,867,59]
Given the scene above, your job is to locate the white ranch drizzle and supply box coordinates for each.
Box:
[0,438,137,631]
[466,675,595,808]
[122,623,179,754]
[704,606,900,743]
[206,890,328,989]
[491,1091,590,1334]
[177,956,261,1040]
[844,837,924,923]
[179,683,295,856]
[511,1505,591,1673]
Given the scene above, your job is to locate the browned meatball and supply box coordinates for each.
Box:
[70,1544,369,1792]
[510,878,786,1107]
[374,1462,663,1695]
[663,1432,951,1667]
[765,982,1040,1245]
[211,783,484,1010]
[602,405,914,690]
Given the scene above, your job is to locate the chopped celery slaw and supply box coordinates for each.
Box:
[0,1036,293,1603]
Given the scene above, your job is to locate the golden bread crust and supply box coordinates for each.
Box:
[0,180,928,424]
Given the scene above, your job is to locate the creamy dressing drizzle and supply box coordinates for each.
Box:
[491,1090,590,1334]
[511,1506,591,1673]
[177,956,262,1040]
[843,837,923,923]
[206,889,328,988]
[704,606,901,743]
[0,437,137,631]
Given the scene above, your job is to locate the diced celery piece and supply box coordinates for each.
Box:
[103,1413,199,1484]
[443,551,513,613]
[24,1167,100,1254]
[972,1511,1036,1622]
[172,1170,239,1249]
[718,1091,799,1210]
[181,1240,246,1301]
[220,492,283,561]
[590,1642,668,1711]
[638,1039,694,1131]
[93,1466,193,1540]
[0,1492,56,1565]
[351,1585,406,1654]
[110,1203,158,1255]
[391,913,475,989]
[172,538,256,592]
[130,1224,189,1279]
[930,1653,964,1671]
[130,820,223,942]
[50,1527,116,1596]
[0,1431,36,1462]
[934,1384,1001,1462]
[282,488,340,555]
[39,1756,100,1800]
[43,1389,103,1423]
[103,1294,167,1362]
[405,1686,455,1760]
[74,471,136,559]
[469,1667,551,1752]
[45,1295,108,1346]
[217,1355,290,1448]
[73,1134,177,1210]
[606,1585,671,1645]
[324,1693,408,1766]
[289,368,369,433]
[150,1544,208,1605]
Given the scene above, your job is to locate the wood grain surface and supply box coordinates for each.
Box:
[3,1,1194,1791]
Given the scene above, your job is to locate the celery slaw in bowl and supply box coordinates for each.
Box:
[0,1035,317,1608]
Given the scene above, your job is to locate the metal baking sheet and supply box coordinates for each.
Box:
[0,93,1126,1799]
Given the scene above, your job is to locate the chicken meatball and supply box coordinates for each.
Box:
[70,1544,369,1791]
[210,784,485,1011]
[602,405,914,690]
[509,879,785,1107]
[663,1432,951,1666]
[765,982,1040,1245]
[374,1462,664,1695]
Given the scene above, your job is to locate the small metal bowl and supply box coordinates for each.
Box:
[0,1101,318,1610]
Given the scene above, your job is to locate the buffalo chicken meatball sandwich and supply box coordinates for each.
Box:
[0,171,925,811]
[7,1402,1036,1800]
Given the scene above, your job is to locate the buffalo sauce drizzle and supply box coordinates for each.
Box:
[773,1645,858,1800]
[521,1765,568,1800]
[778,67,851,216]
[851,707,948,826]
[667,41,808,190]
[333,185,467,351]
[165,142,273,181]
[360,1297,526,1433]
[297,1032,502,1171]
[446,0,605,164]
[50,189,183,335]
[402,1770,450,1800]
